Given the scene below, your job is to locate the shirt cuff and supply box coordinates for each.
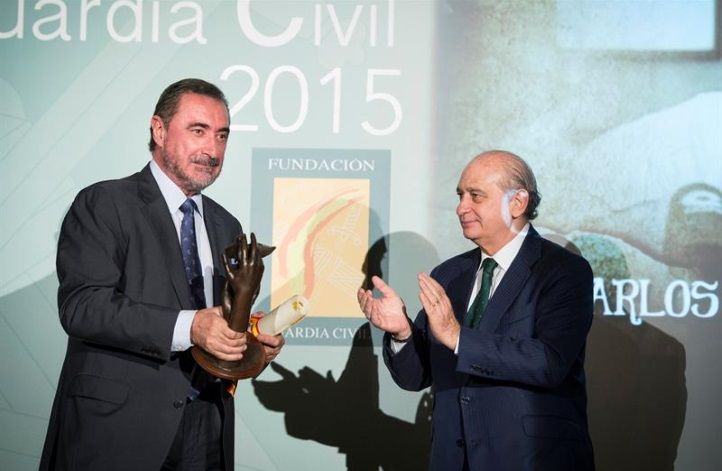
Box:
[171,309,196,352]
[390,337,409,354]
[454,332,460,355]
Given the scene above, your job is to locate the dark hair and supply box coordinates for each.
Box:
[148,78,229,152]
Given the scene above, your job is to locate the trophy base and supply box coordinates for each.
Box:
[191,334,266,381]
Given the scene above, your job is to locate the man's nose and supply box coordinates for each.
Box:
[456,200,466,216]
[456,196,469,216]
[204,136,224,157]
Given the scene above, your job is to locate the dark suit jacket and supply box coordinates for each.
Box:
[384,227,595,471]
[40,165,242,470]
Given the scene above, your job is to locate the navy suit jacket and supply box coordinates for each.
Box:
[384,227,595,470]
[41,165,241,470]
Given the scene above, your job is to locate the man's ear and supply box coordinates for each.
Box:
[150,115,165,148]
[510,189,529,218]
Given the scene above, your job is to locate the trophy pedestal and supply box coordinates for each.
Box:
[191,334,266,380]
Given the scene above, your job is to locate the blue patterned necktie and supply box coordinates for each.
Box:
[179,198,206,309]
[464,257,498,328]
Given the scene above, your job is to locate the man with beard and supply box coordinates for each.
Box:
[40,79,284,471]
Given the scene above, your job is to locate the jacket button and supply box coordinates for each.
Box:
[456,439,465,447]
[173,400,185,409]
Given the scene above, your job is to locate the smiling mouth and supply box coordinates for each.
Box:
[192,157,219,168]
[192,164,218,176]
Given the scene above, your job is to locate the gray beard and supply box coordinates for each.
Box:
[160,149,218,194]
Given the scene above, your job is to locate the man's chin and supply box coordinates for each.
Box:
[192,170,219,187]
[461,228,480,241]
[184,176,217,194]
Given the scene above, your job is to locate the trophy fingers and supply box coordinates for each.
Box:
[228,231,274,266]
[249,233,259,265]
[222,251,233,278]
[258,244,276,258]
[237,233,251,265]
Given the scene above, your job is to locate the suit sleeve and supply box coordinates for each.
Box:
[456,255,593,388]
[382,310,433,391]
[56,185,179,361]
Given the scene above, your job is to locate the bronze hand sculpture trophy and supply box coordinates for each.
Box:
[192,232,275,380]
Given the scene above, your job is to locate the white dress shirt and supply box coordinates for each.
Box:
[465,223,529,311]
[149,160,214,352]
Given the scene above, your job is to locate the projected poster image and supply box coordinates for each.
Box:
[558,93,721,326]
[251,148,390,346]
[246,147,435,469]
[557,93,719,471]
[435,1,719,470]
[270,177,370,317]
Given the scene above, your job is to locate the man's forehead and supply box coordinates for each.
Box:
[459,161,503,185]
[461,159,501,180]
[174,93,229,124]
[177,93,224,110]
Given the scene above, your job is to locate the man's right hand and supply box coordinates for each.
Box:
[190,306,247,361]
[357,275,412,339]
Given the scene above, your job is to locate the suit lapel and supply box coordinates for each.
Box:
[450,250,481,324]
[201,197,228,306]
[478,227,542,330]
[136,164,192,308]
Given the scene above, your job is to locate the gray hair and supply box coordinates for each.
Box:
[477,150,542,220]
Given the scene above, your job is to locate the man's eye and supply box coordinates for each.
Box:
[191,128,203,135]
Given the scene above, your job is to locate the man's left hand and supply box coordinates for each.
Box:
[418,273,460,351]
[257,332,284,363]
[250,312,285,363]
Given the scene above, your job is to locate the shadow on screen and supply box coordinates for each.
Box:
[252,325,431,470]
[554,233,688,471]
[252,231,438,470]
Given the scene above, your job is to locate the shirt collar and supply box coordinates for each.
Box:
[149,159,204,217]
[480,223,530,272]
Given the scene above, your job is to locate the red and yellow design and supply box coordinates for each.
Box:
[270,178,370,317]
